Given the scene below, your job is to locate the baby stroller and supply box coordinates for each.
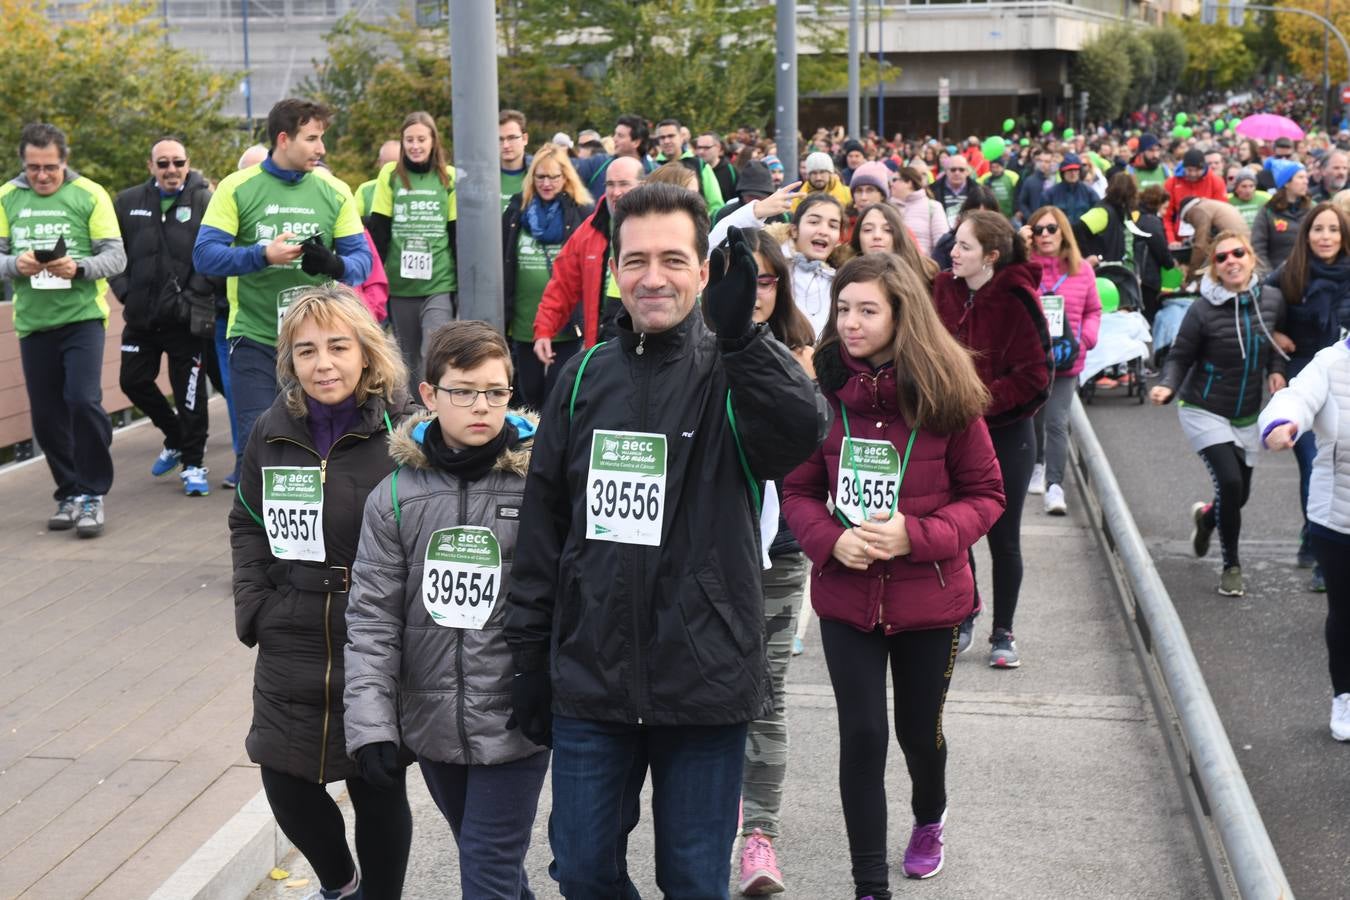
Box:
[1078,263,1151,404]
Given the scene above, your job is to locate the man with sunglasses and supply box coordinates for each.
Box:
[108,138,220,498]
[0,122,125,537]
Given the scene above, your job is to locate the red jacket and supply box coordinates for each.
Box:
[1163,170,1227,243]
[533,198,612,347]
[782,345,1005,634]
[932,263,1053,426]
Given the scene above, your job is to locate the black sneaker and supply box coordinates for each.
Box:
[988,628,1020,668]
[1190,502,1214,558]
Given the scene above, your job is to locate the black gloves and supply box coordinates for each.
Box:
[505,670,553,748]
[703,225,759,340]
[300,234,345,279]
[33,236,66,264]
[354,741,401,789]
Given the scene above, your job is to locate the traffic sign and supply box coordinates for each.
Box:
[1341,85,1350,104]
[938,77,950,124]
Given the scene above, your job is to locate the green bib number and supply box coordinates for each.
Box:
[421,526,502,629]
[262,466,325,561]
[587,430,667,546]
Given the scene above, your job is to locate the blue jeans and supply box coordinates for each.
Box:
[215,315,241,456]
[548,716,747,900]
[228,336,277,473]
[419,751,550,899]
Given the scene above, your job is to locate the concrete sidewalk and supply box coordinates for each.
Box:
[249,483,1211,899]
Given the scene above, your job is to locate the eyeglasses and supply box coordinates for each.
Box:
[534,172,564,183]
[1032,224,1059,236]
[498,134,525,144]
[756,275,780,288]
[24,163,61,175]
[431,385,514,407]
[694,143,716,151]
[1214,247,1248,264]
[155,158,188,169]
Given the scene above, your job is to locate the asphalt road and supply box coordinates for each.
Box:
[1085,385,1350,900]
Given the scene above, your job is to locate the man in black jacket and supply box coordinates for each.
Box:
[504,183,828,896]
[109,137,218,496]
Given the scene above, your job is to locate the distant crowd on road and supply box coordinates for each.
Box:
[1,76,1348,900]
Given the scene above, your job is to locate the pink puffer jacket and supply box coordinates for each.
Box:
[1031,253,1102,379]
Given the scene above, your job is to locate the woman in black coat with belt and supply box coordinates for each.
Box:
[501,143,593,410]
[229,284,413,900]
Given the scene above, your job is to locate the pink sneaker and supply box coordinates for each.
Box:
[738,828,785,895]
[902,810,946,879]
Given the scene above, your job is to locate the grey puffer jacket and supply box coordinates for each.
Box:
[1159,273,1287,420]
[343,410,544,766]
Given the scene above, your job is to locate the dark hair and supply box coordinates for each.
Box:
[849,202,938,286]
[896,166,929,195]
[615,114,649,155]
[958,184,1000,216]
[792,192,846,227]
[498,109,527,131]
[266,98,331,147]
[1139,183,1168,215]
[1104,172,1137,211]
[817,253,989,433]
[1280,202,1350,304]
[656,118,682,131]
[148,135,187,157]
[395,111,451,190]
[18,123,67,162]
[423,320,513,386]
[611,182,710,263]
[732,228,815,350]
[961,210,1028,270]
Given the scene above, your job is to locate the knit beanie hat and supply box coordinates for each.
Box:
[805,151,835,173]
[1265,157,1306,190]
[849,161,891,195]
[843,139,865,156]
[762,154,784,174]
[1138,134,1160,153]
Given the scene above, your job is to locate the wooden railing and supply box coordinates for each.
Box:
[0,298,173,447]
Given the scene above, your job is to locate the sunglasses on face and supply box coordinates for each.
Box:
[1214,247,1248,264]
[155,158,188,169]
[1032,224,1059,236]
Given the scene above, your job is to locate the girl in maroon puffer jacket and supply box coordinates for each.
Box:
[783,253,1005,897]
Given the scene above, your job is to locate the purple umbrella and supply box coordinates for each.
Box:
[1234,113,1305,141]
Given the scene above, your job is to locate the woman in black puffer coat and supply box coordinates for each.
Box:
[1151,231,1287,600]
[229,283,413,900]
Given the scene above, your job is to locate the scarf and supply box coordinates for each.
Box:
[524,196,565,243]
[1303,255,1350,337]
[305,395,361,458]
[421,417,519,483]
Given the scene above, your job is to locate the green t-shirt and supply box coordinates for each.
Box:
[501,169,526,212]
[202,164,364,347]
[371,161,457,298]
[1229,192,1271,229]
[980,172,1018,217]
[1134,166,1168,188]
[356,179,377,218]
[511,231,567,341]
[0,175,119,337]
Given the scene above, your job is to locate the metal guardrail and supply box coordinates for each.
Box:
[1068,396,1294,900]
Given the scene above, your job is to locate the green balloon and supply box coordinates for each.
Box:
[1003,118,1015,133]
[1159,266,1184,291]
[1172,125,1187,138]
[981,136,1007,161]
[1020,138,1031,146]
[1063,128,1076,140]
[1215,119,1227,132]
[1096,277,1121,314]
[1042,120,1054,134]
[1181,126,1194,139]
[1176,112,1188,126]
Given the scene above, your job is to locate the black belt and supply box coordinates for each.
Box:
[276,563,350,593]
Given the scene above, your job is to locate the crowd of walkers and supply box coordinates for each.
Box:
[2,85,1349,900]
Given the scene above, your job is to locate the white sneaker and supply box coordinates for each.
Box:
[1044,483,1067,516]
[1028,463,1046,495]
[1332,693,1350,742]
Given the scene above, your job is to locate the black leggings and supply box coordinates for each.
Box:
[1310,533,1350,695]
[981,417,1036,632]
[820,619,958,900]
[1198,442,1253,569]
[259,766,412,900]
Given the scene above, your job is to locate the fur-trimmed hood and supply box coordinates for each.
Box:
[388,408,538,476]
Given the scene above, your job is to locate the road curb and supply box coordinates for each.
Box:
[147,789,292,900]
